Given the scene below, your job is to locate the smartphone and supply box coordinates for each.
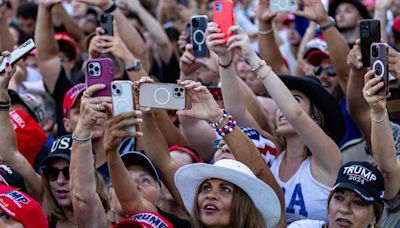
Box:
[270,0,298,12]
[139,83,189,110]
[213,0,234,43]
[360,19,381,67]
[100,13,113,36]
[371,43,389,95]
[85,58,114,97]
[191,15,209,58]
[0,38,35,73]
[112,80,135,131]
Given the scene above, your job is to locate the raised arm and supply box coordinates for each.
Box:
[0,5,15,51]
[0,54,42,201]
[52,4,87,52]
[123,0,173,64]
[294,0,350,94]
[177,80,286,227]
[103,104,156,216]
[227,26,342,184]
[256,0,288,74]
[362,70,400,200]
[153,108,188,147]
[70,85,111,228]
[35,0,62,94]
[206,22,274,136]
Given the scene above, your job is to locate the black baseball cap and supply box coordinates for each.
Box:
[121,151,161,187]
[333,161,385,204]
[40,135,73,167]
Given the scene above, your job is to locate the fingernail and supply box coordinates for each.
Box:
[137,132,143,136]
[137,118,143,123]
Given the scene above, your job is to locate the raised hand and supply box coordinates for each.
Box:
[226,25,257,61]
[176,80,223,122]
[96,21,131,61]
[347,39,364,70]
[256,0,277,23]
[179,44,201,75]
[39,0,62,8]
[362,70,391,113]
[206,22,230,58]
[103,103,142,154]
[0,52,15,97]
[76,0,112,11]
[292,0,328,24]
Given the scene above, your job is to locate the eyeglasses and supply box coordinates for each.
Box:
[314,66,336,77]
[42,166,70,181]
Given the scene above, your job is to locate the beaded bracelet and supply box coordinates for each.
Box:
[210,110,228,128]
[209,110,237,137]
[72,132,93,144]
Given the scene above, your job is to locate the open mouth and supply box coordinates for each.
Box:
[335,218,353,227]
[203,203,219,214]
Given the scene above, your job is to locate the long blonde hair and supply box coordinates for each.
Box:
[191,181,266,228]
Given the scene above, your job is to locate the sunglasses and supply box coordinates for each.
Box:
[42,166,70,181]
[314,66,336,77]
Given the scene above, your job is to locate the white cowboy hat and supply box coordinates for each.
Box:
[174,159,281,227]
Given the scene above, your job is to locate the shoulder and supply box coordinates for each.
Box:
[288,219,326,228]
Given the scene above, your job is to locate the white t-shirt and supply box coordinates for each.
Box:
[288,219,326,228]
[271,152,331,223]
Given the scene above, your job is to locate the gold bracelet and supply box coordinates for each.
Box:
[371,109,387,123]
[256,64,272,80]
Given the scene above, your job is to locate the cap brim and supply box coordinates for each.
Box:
[329,0,371,19]
[305,50,330,66]
[41,154,71,167]
[174,163,281,227]
[334,182,377,204]
[113,219,145,228]
[121,152,161,185]
[280,75,345,143]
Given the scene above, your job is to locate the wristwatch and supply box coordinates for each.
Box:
[126,59,142,72]
[319,17,336,32]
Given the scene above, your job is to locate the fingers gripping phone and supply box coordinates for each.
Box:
[191,15,209,58]
[112,81,135,132]
[139,83,189,110]
[100,13,113,36]
[371,43,389,96]
[85,58,114,97]
[213,0,234,43]
[360,19,381,67]
[0,38,36,73]
[270,0,298,12]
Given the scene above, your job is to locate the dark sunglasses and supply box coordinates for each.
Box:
[42,166,70,181]
[314,66,336,77]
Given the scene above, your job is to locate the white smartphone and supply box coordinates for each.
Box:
[270,0,298,12]
[0,38,36,73]
[139,83,189,110]
[111,80,135,132]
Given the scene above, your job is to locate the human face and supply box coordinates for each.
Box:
[315,59,339,94]
[328,189,376,228]
[275,90,311,136]
[127,165,160,205]
[235,59,252,81]
[335,3,361,30]
[48,159,72,207]
[0,211,24,228]
[245,73,267,96]
[287,23,301,46]
[197,179,234,227]
[17,17,35,36]
[213,140,236,162]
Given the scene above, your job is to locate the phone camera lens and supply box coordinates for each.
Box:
[177,92,181,97]
[372,45,379,57]
[174,88,179,92]
[89,70,94,75]
[192,19,199,28]
[112,84,116,89]
[88,63,93,69]
[116,89,121,94]
[94,66,99,72]
[179,88,184,92]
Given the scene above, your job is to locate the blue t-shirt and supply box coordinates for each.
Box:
[338,99,362,147]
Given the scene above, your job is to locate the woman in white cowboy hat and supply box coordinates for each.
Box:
[175,159,281,228]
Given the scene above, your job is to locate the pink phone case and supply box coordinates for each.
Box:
[85,58,114,97]
[213,0,234,43]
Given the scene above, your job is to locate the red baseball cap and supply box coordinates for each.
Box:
[168,145,203,163]
[9,109,47,166]
[0,185,48,228]
[63,83,86,117]
[393,16,400,33]
[55,32,78,51]
[113,212,173,228]
[303,38,330,66]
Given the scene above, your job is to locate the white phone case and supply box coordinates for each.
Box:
[0,38,36,73]
[270,0,298,12]
[111,81,135,132]
[139,83,187,110]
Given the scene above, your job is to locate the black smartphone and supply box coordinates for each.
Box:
[100,13,113,36]
[360,19,381,67]
[191,15,209,58]
[371,43,389,95]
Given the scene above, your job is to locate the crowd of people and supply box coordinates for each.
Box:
[0,0,398,227]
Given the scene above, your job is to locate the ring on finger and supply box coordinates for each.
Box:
[96,103,101,111]
[367,90,373,97]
